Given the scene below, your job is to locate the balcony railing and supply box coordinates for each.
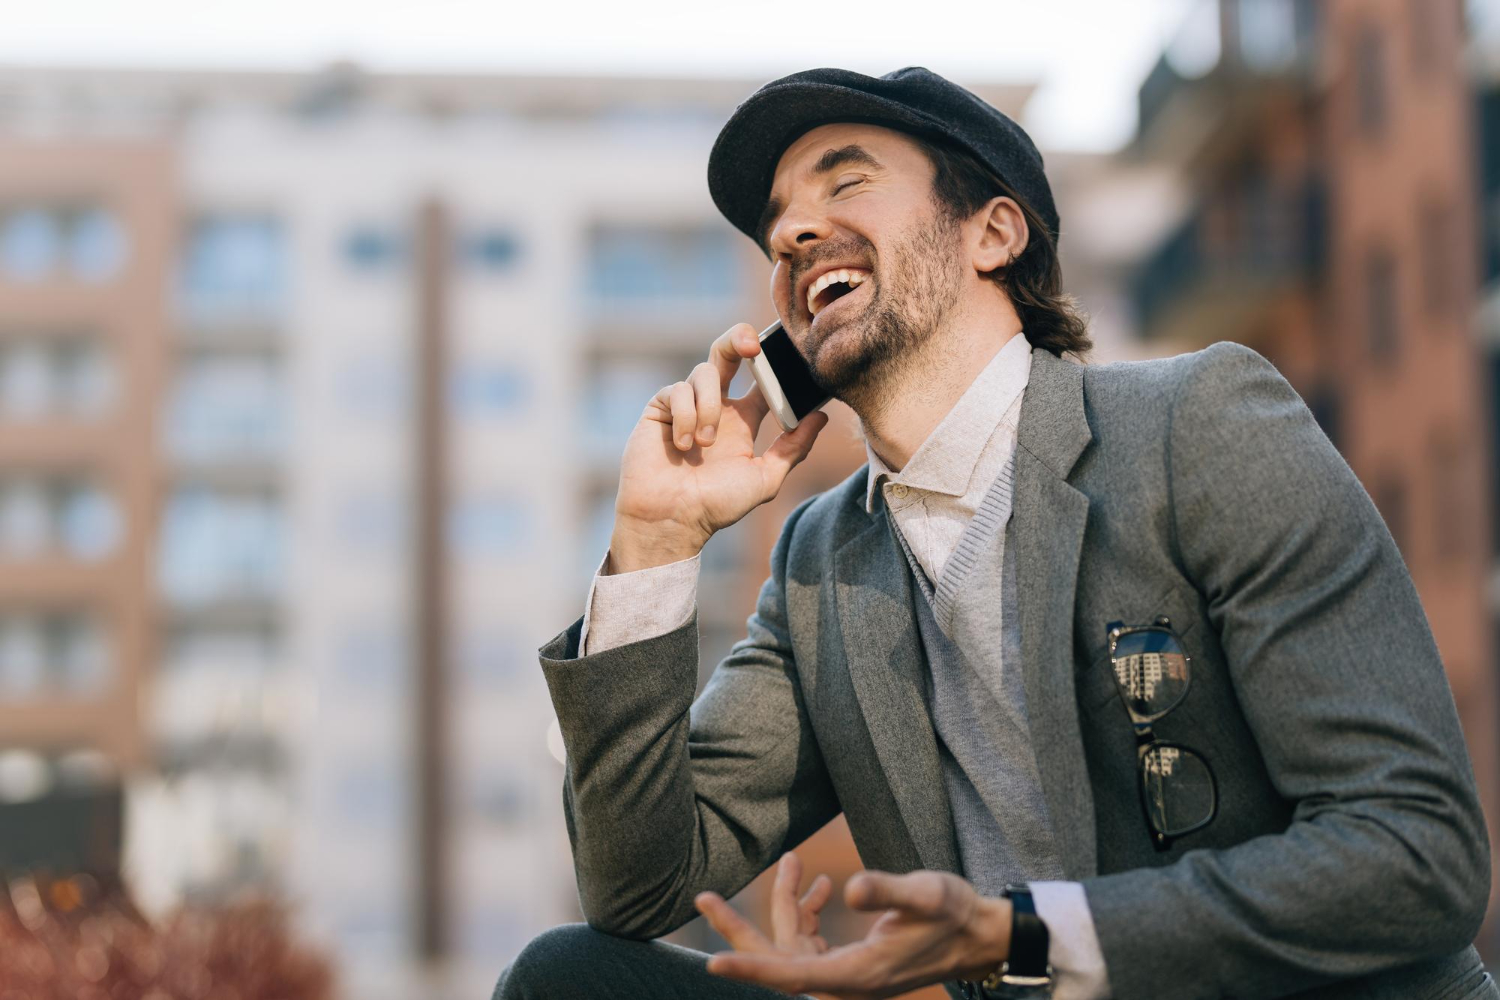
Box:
[1131,176,1326,343]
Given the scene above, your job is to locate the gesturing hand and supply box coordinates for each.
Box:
[695,853,835,960]
[696,858,1012,1000]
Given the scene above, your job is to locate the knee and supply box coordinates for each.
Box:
[494,924,614,1000]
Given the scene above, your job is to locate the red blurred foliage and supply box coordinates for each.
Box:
[0,873,333,1000]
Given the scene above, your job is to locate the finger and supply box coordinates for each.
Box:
[844,870,946,918]
[798,874,833,936]
[756,409,830,500]
[707,945,874,995]
[667,380,696,451]
[694,892,771,953]
[688,361,723,446]
[729,382,771,433]
[646,383,674,425]
[770,853,803,945]
[708,322,761,392]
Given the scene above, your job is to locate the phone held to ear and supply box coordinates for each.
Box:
[748,321,832,433]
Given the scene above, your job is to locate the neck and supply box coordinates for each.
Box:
[852,303,1025,472]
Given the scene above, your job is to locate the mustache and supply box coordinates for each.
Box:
[790,237,877,294]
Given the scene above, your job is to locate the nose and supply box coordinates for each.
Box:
[767,200,833,259]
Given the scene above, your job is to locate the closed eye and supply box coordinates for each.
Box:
[833,179,863,195]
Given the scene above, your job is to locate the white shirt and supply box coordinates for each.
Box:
[579,333,1110,999]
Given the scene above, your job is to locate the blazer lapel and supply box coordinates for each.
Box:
[834,513,960,876]
[1013,349,1098,878]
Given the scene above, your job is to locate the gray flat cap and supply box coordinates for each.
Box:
[707,66,1059,251]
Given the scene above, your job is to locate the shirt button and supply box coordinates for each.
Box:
[890,483,908,499]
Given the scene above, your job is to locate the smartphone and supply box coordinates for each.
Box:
[747,321,831,433]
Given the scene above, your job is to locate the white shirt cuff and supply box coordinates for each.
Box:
[580,550,701,657]
[1029,880,1112,1000]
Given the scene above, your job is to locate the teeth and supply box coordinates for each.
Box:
[806,268,871,317]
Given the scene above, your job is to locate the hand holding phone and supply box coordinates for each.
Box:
[608,322,830,574]
[747,321,833,433]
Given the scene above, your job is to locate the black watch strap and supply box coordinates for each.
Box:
[960,883,1053,999]
[1001,883,1051,984]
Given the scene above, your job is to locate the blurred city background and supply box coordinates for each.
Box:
[0,0,1497,996]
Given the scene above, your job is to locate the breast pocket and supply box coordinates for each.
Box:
[1079,583,1200,714]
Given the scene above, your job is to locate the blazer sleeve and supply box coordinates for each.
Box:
[1082,342,1491,1000]
[538,494,840,940]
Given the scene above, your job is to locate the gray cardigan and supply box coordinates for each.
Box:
[539,342,1494,1000]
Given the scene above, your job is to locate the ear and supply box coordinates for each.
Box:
[969,196,1029,275]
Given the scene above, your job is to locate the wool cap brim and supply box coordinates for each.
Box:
[707,66,1059,254]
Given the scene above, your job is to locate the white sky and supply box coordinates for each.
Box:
[0,0,1195,152]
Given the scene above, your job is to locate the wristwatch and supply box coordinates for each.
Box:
[959,883,1053,999]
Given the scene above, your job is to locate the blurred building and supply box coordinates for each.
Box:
[0,132,171,909]
[1129,0,1499,954]
[0,62,1129,1000]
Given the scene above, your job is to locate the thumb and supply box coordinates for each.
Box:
[844,871,946,918]
[757,409,830,499]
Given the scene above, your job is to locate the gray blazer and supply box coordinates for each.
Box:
[540,342,1495,1000]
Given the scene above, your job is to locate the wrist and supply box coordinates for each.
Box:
[964,896,1012,979]
[608,517,706,574]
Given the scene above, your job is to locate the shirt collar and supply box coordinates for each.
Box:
[863,333,1033,514]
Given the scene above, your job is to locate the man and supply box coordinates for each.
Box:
[495,67,1495,999]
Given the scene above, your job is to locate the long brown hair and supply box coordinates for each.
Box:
[912,133,1092,360]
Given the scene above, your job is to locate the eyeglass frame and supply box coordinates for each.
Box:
[1105,615,1219,852]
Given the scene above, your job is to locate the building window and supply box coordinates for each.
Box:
[580,490,616,586]
[459,229,522,271]
[336,491,406,554]
[584,224,740,313]
[68,208,128,283]
[0,613,110,697]
[335,761,402,829]
[0,476,121,561]
[178,215,287,324]
[337,355,408,420]
[0,209,61,282]
[1354,23,1387,139]
[582,355,691,460]
[1430,431,1472,561]
[0,340,51,420]
[455,629,525,688]
[1365,246,1399,362]
[3,338,110,420]
[0,207,127,284]
[0,336,115,421]
[1418,196,1460,321]
[343,226,406,271]
[1407,0,1449,75]
[448,498,531,558]
[57,481,123,560]
[449,364,531,417]
[158,488,284,605]
[336,625,405,688]
[1236,0,1304,72]
[165,354,286,460]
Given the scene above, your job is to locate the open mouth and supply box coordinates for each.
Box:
[807,268,873,321]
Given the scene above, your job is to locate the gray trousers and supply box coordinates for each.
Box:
[494,924,815,1000]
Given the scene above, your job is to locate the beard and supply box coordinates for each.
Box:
[802,207,966,401]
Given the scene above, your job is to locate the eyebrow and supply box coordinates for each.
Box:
[756,144,885,252]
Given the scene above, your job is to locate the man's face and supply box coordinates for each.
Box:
[761,122,967,398]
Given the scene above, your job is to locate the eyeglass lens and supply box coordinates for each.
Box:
[1141,744,1215,836]
[1110,628,1190,721]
